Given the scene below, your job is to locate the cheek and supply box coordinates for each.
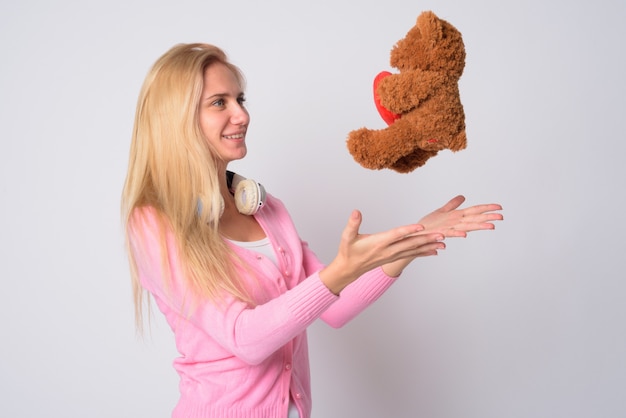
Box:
[199,112,219,139]
[199,120,210,139]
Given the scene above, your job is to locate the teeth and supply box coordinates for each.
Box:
[223,133,244,139]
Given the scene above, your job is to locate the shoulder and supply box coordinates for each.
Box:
[126,205,173,246]
[258,192,291,220]
[128,205,163,231]
[255,192,303,241]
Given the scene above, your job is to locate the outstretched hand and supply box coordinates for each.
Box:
[320,210,446,295]
[381,195,503,277]
[417,195,503,238]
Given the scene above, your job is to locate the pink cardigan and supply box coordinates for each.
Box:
[128,194,397,418]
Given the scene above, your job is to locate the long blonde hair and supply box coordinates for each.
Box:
[121,43,251,330]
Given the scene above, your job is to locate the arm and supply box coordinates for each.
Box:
[128,205,458,364]
[128,208,338,365]
[377,70,448,114]
[307,196,502,327]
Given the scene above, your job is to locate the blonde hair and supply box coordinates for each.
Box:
[121,43,251,330]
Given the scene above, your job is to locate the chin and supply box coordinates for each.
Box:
[225,150,247,163]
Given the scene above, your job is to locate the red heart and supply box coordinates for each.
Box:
[373,71,401,125]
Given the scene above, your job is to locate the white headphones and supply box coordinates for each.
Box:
[198,171,266,220]
[227,171,266,216]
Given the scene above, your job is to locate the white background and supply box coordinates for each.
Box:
[1,0,625,417]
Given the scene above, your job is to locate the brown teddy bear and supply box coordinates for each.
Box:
[347,11,467,173]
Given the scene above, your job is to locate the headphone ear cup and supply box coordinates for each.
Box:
[197,195,225,223]
[234,179,265,215]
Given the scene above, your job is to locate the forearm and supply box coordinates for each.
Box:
[319,267,397,328]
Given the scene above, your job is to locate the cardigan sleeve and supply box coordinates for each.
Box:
[300,239,398,329]
[128,207,339,365]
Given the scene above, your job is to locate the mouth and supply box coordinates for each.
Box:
[223,132,245,140]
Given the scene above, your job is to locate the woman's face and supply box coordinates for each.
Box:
[199,62,250,164]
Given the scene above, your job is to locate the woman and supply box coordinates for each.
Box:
[121,43,502,418]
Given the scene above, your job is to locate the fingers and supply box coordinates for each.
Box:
[462,203,503,216]
[451,213,503,234]
[382,235,446,277]
[454,202,503,232]
[368,227,444,266]
[443,229,468,238]
[458,207,504,227]
[460,212,503,224]
[392,232,446,256]
[451,222,494,233]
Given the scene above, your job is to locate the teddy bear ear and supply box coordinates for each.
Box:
[417,10,443,42]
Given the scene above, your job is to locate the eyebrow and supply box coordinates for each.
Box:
[202,92,245,102]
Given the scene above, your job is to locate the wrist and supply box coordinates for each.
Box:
[319,259,358,295]
[381,265,402,278]
[382,259,410,278]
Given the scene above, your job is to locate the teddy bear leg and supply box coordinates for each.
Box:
[448,130,467,152]
[347,126,419,170]
[390,148,438,173]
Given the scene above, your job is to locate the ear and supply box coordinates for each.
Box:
[417,10,443,42]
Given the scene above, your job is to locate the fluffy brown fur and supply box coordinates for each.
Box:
[347,11,467,173]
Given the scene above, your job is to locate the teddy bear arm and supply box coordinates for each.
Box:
[378,71,447,114]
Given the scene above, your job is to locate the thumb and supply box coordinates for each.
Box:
[341,210,362,242]
[440,195,466,212]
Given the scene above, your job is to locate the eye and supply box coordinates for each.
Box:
[211,98,225,107]
[237,95,247,106]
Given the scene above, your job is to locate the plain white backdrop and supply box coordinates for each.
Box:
[1,0,625,417]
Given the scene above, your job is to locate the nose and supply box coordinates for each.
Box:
[231,102,249,126]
